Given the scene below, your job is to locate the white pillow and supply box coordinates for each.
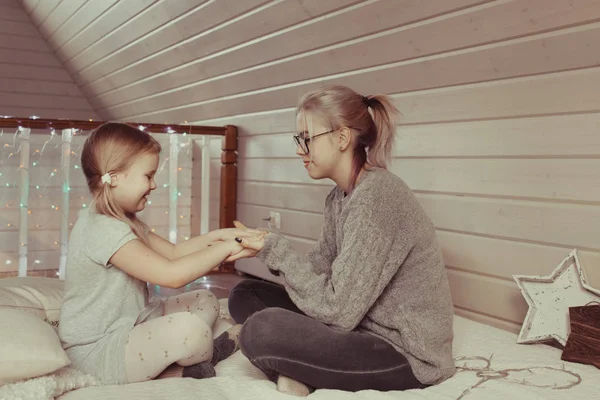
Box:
[0,308,70,384]
[0,277,64,328]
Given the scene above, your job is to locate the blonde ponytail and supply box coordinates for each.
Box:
[364,95,398,170]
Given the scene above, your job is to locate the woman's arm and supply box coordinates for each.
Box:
[241,200,412,332]
[227,190,337,273]
[109,239,243,288]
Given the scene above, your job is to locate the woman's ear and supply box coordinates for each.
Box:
[337,127,352,151]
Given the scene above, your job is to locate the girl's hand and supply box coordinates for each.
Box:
[228,239,246,257]
[225,248,257,262]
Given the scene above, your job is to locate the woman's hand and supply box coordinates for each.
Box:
[225,233,266,262]
[233,220,269,235]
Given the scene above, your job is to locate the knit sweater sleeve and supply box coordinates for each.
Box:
[264,190,337,277]
[256,193,414,331]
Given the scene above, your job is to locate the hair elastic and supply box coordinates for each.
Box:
[362,95,370,108]
[101,173,112,185]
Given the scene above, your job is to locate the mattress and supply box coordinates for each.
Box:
[58,315,600,400]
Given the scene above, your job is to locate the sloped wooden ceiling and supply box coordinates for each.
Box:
[0,0,99,119]
[17,0,504,123]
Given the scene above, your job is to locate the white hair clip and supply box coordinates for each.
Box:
[101,173,112,185]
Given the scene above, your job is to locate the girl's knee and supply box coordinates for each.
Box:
[169,312,211,343]
[169,312,213,364]
[189,288,216,301]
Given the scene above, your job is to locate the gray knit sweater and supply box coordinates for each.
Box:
[256,168,455,385]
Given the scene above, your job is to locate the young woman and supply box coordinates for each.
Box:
[227,85,456,394]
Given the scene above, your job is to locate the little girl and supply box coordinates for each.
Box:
[58,122,255,385]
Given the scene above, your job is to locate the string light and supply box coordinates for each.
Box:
[0,126,194,272]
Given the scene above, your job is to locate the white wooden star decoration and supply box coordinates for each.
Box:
[513,249,600,346]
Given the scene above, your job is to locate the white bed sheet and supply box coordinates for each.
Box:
[58,315,600,400]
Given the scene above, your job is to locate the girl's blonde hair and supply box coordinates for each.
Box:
[297,85,399,191]
[81,122,161,243]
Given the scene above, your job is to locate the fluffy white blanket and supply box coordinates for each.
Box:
[0,367,99,400]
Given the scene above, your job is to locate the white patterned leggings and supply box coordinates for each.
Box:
[124,289,219,383]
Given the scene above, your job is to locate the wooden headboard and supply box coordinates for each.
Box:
[0,117,237,276]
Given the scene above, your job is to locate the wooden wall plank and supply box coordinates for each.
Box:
[438,231,600,287]
[418,193,600,251]
[37,0,88,39]
[66,0,208,77]
[0,92,97,111]
[19,0,40,14]
[448,269,527,324]
[0,35,52,52]
[79,0,266,90]
[0,4,30,22]
[0,20,39,37]
[454,307,521,334]
[238,181,331,214]
[127,56,600,124]
[0,106,97,120]
[107,7,600,119]
[242,156,600,207]
[0,78,85,96]
[85,0,360,106]
[0,64,74,82]
[197,110,296,136]
[0,48,62,67]
[0,3,99,119]
[47,0,119,52]
[238,112,600,158]
[31,0,60,26]
[55,0,157,64]
[393,158,600,203]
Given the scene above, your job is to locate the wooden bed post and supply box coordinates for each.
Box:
[219,125,237,273]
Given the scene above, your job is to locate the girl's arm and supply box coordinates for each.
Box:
[109,238,242,288]
[147,227,261,260]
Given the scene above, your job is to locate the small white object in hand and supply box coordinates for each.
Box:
[101,173,111,185]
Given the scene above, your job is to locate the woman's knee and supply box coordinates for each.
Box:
[239,308,293,358]
[228,280,258,321]
[229,279,256,300]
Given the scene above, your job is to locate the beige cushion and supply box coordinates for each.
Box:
[0,277,64,328]
[0,308,70,384]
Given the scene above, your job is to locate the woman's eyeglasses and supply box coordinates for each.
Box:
[293,129,336,155]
